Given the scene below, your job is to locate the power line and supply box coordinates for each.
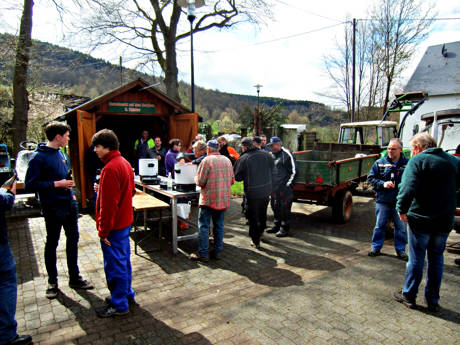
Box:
[353,17,460,22]
[194,22,346,54]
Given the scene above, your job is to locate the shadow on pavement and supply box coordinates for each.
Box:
[259,241,346,272]
[416,305,460,324]
[8,218,40,284]
[57,289,212,344]
[210,243,304,287]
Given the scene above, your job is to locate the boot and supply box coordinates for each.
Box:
[275,229,289,237]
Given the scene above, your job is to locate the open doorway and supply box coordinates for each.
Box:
[96,115,168,168]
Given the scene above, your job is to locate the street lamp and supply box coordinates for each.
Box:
[254,84,263,112]
[253,84,263,135]
[178,0,205,113]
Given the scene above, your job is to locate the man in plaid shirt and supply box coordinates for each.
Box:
[191,140,234,262]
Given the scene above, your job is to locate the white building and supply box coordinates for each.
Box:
[400,41,460,151]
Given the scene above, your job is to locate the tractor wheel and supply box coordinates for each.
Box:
[332,190,353,223]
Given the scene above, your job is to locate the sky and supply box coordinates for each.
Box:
[2,0,460,107]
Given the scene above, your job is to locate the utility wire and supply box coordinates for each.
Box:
[193,22,346,54]
[353,17,460,22]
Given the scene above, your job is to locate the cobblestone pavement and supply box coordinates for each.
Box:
[6,196,460,345]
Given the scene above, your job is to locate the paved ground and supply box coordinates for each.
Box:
[6,196,460,345]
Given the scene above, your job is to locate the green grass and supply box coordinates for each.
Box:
[231,181,244,196]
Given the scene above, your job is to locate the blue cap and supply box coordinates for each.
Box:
[207,139,220,150]
[268,136,282,146]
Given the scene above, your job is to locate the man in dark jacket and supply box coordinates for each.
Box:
[147,136,167,176]
[93,129,136,318]
[0,182,32,345]
[266,137,296,238]
[234,137,274,248]
[25,121,93,299]
[367,138,408,260]
[394,133,460,311]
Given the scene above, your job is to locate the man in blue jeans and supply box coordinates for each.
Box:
[0,182,32,345]
[394,133,460,311]
[190,140,234,262]
[368,138,408,260]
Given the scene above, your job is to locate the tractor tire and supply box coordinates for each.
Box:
[332,190,353,223]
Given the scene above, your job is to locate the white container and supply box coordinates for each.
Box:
[174,163,197,185]
[139,158,158,176]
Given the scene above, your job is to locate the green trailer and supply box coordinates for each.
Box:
[293,146,379,223]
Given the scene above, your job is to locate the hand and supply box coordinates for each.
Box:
[383,181,395,189]
[55,179,74,190]
[157,155,161,161]
[101,237,111,246]
[399,213,408,222]
[9,181,17,195]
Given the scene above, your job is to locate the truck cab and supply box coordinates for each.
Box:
[338,121,398,147]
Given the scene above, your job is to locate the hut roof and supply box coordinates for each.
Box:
[57,78,190,121]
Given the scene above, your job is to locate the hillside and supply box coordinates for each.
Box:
[0,33,347,130]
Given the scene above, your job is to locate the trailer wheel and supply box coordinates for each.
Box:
[332,190,353,223]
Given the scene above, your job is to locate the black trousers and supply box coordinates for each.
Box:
[246,197,270,245]
[271,187,293,232]
[42,199,80,284]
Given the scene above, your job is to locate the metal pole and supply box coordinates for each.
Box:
[189,17,195,113]
[351,18,356,122]
[119,56,123,85]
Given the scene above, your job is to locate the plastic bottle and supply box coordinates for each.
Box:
[167,172,173,190]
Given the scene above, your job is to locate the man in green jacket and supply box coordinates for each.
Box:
[394,133,460,312]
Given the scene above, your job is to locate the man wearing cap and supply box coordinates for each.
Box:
[191,140,234,262]
[253,136,262,149]
[267,137,297,237]
[234,137,274,248]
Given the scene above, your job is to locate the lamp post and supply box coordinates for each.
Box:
[178,0,205,113]
[254,84,262,135]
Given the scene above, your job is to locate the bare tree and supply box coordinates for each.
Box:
[369,0,434,115]
[10,0,82,155]
[11,0,34,156]
[323,21,369,121]
[79,0,273,102]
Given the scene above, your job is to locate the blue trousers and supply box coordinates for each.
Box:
[371,202,407,252]
[0,242,18,344]
[198,206,226,258]
[101,226,135,312]
[403,223,449,304]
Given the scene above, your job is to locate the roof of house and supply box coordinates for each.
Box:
[340,121,397,128]
[57,78,190,121]
[404,41,460,96]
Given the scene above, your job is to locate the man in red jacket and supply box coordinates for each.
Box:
[92,129,136,318]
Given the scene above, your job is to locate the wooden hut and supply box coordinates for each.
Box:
[58,79,198,209]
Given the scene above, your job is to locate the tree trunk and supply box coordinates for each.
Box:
[382,74,392,116]
[12,0,34,157]
[163,38,180,102]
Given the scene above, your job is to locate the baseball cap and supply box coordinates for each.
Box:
[207,139,220,150]
[268,136,282,146]
[253,136,262,144]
